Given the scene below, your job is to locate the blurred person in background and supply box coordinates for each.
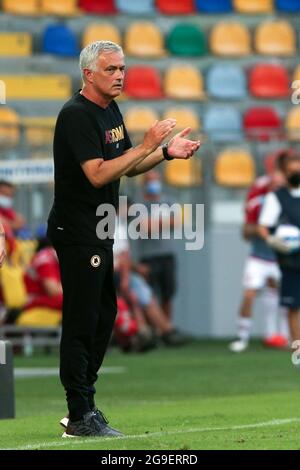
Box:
[229,151,289,353]
[0,180,26,235]
[259,151,300,343]
[137,170,180,322]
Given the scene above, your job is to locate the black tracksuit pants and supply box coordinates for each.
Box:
[53,243,117,421]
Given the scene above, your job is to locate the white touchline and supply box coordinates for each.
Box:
[14,367,126,378]
[2,417,300,450]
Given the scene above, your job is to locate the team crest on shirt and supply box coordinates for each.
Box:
[91,255,101,268]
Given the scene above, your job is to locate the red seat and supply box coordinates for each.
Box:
[124,66,163,99]
[249,64,290,98]
[156,0,195,14]
[244,107,282,141]
[78,0,117,14]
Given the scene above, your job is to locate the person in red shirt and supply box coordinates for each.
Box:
[0,180,26,234]
[23,225,62,313]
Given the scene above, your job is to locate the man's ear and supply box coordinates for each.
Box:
[83,68,93,84]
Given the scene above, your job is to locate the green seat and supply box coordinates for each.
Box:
[166,23,207,57]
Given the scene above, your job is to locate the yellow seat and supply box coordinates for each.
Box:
[2,0,39,15]
[233,0,273,13]
[23,116,56,147]
[210,21,251,56]
[162,107,200,131]
[165,158,202,187]
[255,20,296,56]
[125,21,165,58]
[215,148,255,187]
[0,107,20,147]
[164,66,205,100]
[124,107,159,133]
[286,108,300,141]
[15,239,37,266]
[41,0,79,15]
[293,65,300,82]
[82,23,121,48]
[0,260,27,309]
[1,75,71,100]
[16,307,61,327]
[0,33,32,57]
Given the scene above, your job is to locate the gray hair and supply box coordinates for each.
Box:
[79,41,123,81]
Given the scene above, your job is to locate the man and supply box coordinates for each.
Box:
[259,151,300,343]
[47,41,200,438]
[229,159,288,353]
[137,170,179,321]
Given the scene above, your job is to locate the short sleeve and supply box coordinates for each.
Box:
[61,107,104,164]
[123,125,132,151]
[259,192,281,228]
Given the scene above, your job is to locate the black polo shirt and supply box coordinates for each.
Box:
[47,91,132,246]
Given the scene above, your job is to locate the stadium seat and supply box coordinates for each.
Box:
[286,108,300,141]
[156,0,195,14]
[2,75,72,100]
[116,0,155,14]
[2,0,39,15]
[195,0,233,13]
[162,107,200,131]
[233,0,273,13]
[249,64,290,98]
[165,159,202,187]
[124,107,159,133]
[23,117,56,147]
[244,107,282,141]
[166,23,207,56]
[164,66,205,100]
[293,65,300,82]
[82,23,121,48]
[275,0,300,12]
[43,25,79,56]
[124,66,163,99]
[203,106,243,142]
[0,261,27,309]
[207,63,247,99]
[17,307,61,327]
[255,20,296,56]
[0,107,20,147]
[125,22,165,58]
[0,33,32,57]
[215,148,255,188]
[41,0,79,15]
[210,21,251,56]
[78,0,117,13]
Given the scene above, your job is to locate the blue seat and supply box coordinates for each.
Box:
[195,0,232,12]
[203,106,243,142]
[115,0,155,14]
[207,63,247,100]
[275,0,300,12]
[42,25,79,57]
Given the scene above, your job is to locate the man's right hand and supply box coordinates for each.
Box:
[267,235,292,254]
[142,119,177,154]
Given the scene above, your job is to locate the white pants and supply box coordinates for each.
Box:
[243,256,281,290]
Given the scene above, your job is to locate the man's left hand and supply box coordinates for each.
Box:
[167,128,201,160]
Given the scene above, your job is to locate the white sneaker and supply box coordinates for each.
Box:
[60,416,69,429]
[229,339,248,353]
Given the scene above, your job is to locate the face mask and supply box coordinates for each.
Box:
[146,180,162,195]
[287,172,300,188]
[0,195,13,209]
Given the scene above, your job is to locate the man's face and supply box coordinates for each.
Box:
[0,184,14,198]
[285,160,300,180]
[87,51,125,100]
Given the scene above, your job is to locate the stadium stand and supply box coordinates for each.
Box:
[249,63,290,99]
[286,107,300,141]
[156,0,195,15]
[164,65,206,100]
[233,0,273,13]
[40,0,79,16]
[210,21,251,56]
[166,23,207,56]
[203,106,243,142]
[82,23,122,47]
[23,117,56,147]
[0,107,20,148]
[124,107,159,133]
[124,21,165,57]
[116,0,155,15]
[207,63,247,99]
[124,66,163,99]
[1,75,72,100]
[164,158,202,187]
[2,0,40,15]
[42,24,79,56]
[0,33,32,57]
[243,106,282,141]
[78,0,117,14]
[162,107,201,132]
[214,148,255,187]
[195,0,233,13]
[255,20,296,56]
[275,0,300,12]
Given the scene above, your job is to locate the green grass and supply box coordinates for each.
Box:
[1,341,300,450]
